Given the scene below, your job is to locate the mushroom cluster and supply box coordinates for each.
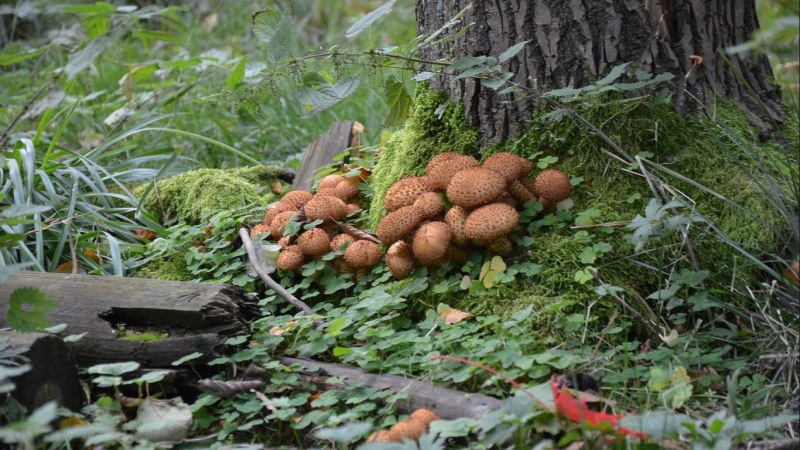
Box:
[367,408,440,443]
[251,167,378,274]
[378,152,572,279]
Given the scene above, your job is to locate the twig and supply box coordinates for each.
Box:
[588,268,659,337]
[237,227,318,317]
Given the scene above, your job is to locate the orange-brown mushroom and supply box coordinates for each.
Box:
[412,221,452,266]
[330,233,355,252]
[304,195,347,223]
[344,240,382,268]
[413,192,444,220]
[482,152,533,182]
[297,228,331,257]
[277,245,305,271]
[384,176,431,211]
[446,168,506,208]
[464,203,519,243]
[377,205,422,244]
[444,206,469,246]
[425,154,480,191]
[533,169,571,202]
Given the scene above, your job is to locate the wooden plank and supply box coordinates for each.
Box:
[0,272,258,368]
[292,120,356,191]
[279,357,503,420]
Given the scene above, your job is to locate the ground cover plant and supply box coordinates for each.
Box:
[0,1,798,449]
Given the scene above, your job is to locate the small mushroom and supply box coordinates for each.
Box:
[333,180,360,201]
[412,221,452,266]
[413,192,444,220]
[297,228,331,257]
[482,152,533,182]
[464,203,519,243]
[304,195,347,223]
[318,174,345,190]
[280,190,313,209]
[344,240,382,268]
[377,205,422,244]
[277,245,305,271]
[409,409,440,427]
[487,236,513,256]
[384,176,431,211]
[444,206,469,246]
[425,154,480,191]
[446,168,507,208]
[533,169,571,202]
[507,179,535,203]
[250,223,270,237]
[330,233,355,252]
[386,241,415,279]
[269,210,298,240]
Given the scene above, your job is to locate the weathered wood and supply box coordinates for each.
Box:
[1,331,84,413]
[279,357,503,420]
[0,271,258,368]
[292,121,357,191]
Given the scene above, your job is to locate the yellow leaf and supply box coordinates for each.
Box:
[439,307,474,325]
[490,255,506,272]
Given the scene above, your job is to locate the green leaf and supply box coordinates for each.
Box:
[595,62,630,86]
[383,76,412,127]
[345,0,397,38]
[325,317,350,337]
[483,72,514,90]
[226,57,247,89]
[648,367,670,392]
[450,56,487,70]
[0,48,45,67]
[498,40,530,63]
[63,37,111,80]
[298,77,360,116]
[667,366,693,409]
[88,361,140,376]
[61,2,115,14]
[252,7,293,62]
[573,268,594,284]
[84,15,111,39]
[579,247,597,264]
[6,287,55,332]
[332,346,353,357]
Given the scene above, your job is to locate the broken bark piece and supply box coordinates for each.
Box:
[0,271,258,368]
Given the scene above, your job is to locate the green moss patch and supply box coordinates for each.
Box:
[134,165,285,224]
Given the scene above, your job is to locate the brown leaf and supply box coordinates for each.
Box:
[134,229,155,241]
[253,390,277,413]
[439,307,474,325]
[341,223,381,244]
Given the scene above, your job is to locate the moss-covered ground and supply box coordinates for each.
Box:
[368,86,794,326]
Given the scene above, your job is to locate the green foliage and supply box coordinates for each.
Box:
[6,287,55,333]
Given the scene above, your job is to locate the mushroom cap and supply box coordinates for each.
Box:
[277,246,304,270]
[263,201,295,226]
[333,180,360,201]
[496,194,519,208]
[345,203,361,215]
[390,421,426,442]
[412,221,452,266]
[533,169,571,201]
[277,235,291,249]
[444,244,469,263]
[386,241,415,280]
[304,195,347,223]
[281,190,313,209]
[413,192,444,220]
[409,409,440,426]
[377,205,422,244]
[444,206,469,246]
[344,240,382,268]
[482,152,533,182]
[425,154,480,191]
[250,223,271,237]
[367,430,400,443]
[487,236,513,256]
[446,168,506,208]
[297,228,331,257]
[508,179,535,203]
[270,210,298,240]
[520,177,539,197]
[318,174,345,190]
[464,203,519,242]
[384,176,431,211]
[341,166,370,186]
[330,233,355,252]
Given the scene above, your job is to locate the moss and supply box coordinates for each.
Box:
[134,165,283,224]
[368,85,481,229]
[118,330,169,342]
[135,256,194,281]
[369,88,790,324]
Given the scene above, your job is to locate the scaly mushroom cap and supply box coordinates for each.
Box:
[409,409,440,426]
[277,245,304,271]
[314,187,339,198]
[446,168,506,208]
[297,228,331,257]
[412,221,452,266]
[424,152,460,174]
[533,169,572,201]
[488,236,513,256]
[508,179,535,203]
[318,174,345,190]
[390,421,426,442]
[341,166,370,186]
[344,240,382,268]
[384,176,431,211]
[270,210,298,240]
[263,201,295,226]
[413,192,444,220]
[482,152,533,182]
[250,223,271,237]
[377,206,422,244]
[425,154,480,191]
[520,177,539,197]
[464,203,519,242]
[304,195,347,223]
[277,236,291,249]
[444,206,469,246]
[386,241,415,280]
[330,233,355,252]
[367,430,400,443]
[281,190,313,209]
[333,180,360,202]
[345,203,361,215]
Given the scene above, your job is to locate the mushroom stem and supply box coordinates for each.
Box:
[238,227,319,318]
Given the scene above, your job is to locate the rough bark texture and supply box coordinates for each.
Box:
[416,0,783,145]
[292,120,358,191]
[0,271,258,368]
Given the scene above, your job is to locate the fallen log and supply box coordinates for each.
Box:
[0,271,259,368]
[278,357,503,420]
[0,331,84,413]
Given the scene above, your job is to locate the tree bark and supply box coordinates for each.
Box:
[0,271,259,368]
[416,0,783,146]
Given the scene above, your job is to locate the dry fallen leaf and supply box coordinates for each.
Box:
[439,307,474,325]
[271,180,283,195]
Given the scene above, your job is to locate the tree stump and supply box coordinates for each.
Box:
[0,271,259,368]
[1,331,84,413]
[292,120,360,191]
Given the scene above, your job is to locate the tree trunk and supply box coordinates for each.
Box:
[416,0,783,145]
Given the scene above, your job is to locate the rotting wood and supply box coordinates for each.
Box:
[292,120,359,191]
[1,331,84,413]
[0,271,259,368]
[278,356,503,420]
